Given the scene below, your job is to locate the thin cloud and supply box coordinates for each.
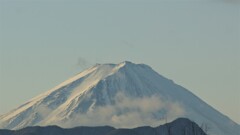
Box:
[48,92,186,128]
[76,57,91,70]
[121,40,135,48]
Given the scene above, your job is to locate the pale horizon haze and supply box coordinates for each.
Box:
[0,0,240,124]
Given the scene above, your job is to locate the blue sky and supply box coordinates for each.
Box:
[0,0,239,123]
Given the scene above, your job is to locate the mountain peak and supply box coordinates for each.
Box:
[92,61,135,70]
[94,61,135,68]
[118,61,134,65]
[115,61,137,69]
[90,61,146,76]
[0,62,239,135]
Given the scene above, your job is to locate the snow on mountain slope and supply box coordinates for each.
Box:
[0,61,239,135]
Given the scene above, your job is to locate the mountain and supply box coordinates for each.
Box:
[0,61,239,135]
[0,118,206,135]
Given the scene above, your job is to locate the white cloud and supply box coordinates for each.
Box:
[37,105,53,117]
[55,92,186,128]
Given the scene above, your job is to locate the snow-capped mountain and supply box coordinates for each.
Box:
[0,61,239,135]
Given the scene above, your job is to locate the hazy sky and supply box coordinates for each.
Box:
[0,0,239,124]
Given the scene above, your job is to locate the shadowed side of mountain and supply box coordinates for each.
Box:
[0,129,12,135]
[0,118,206,135]
[155,118,206,135]
[66,126,116,135]
[106,129,141,135]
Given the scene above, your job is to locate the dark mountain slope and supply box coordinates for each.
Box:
[0,118,206,135]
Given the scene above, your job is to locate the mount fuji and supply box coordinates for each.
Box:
[0,61,239,135]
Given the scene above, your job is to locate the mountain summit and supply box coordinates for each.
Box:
[0,62,239,135]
